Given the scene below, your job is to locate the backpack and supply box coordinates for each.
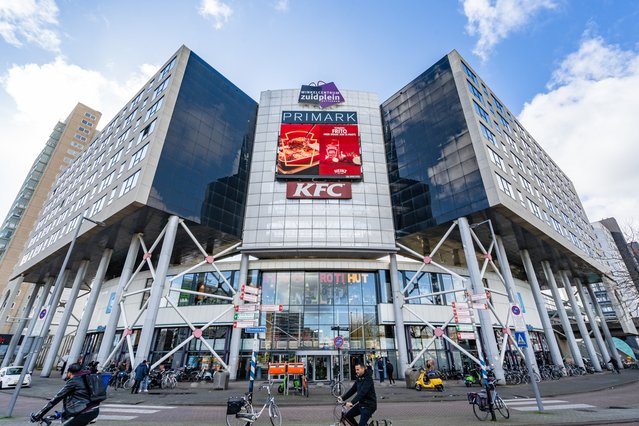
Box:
[83,374,108,403]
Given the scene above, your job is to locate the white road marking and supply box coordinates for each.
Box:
[504,399,567,405]
[97,415,138,421]
[101,404,176,409]
[513,403,596,411]
[100,408,160,414]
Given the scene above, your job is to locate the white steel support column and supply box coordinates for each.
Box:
[228,253,249,380]
[41,260,90,377]
[0,275,24,326]
[520,250,564,369]
[13,278,53,366]
[494,237,539,374]
[66,249,112,372]
[542,262,583,368]
[97,235,140,365]
[559,271,600,372]
[1,283,39,368]
[458,217,504,382]
[574,279,610,366]
[134,215,179,367]
[29,270,70,372]
[390,253,409,376]
[586,284,623,367]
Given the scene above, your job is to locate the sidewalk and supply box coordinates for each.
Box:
[2,368,638,407]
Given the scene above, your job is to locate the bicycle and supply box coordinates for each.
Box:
[333,399,392,426]
[226,381,282,426]
[467,378,509,421]
[30,411,62,425]
[329,376,344,398]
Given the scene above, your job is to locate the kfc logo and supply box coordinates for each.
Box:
[286,182,352,199]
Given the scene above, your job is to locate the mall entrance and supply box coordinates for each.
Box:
[296,350,339,382]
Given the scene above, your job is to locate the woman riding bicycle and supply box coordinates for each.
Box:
[338,361,377,426]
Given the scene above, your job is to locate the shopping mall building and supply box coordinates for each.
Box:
[3,45,624,381]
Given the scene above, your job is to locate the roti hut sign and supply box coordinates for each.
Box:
[298,81,345,108]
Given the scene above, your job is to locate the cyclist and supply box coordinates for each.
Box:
[30,363,100,426]
[339,361,377,426]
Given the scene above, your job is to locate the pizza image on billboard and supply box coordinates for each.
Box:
[277,123,361,179]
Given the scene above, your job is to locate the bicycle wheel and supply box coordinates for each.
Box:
[269,402,283,426]
[331,382,343,398]
[494,397,510,419]
[473,403,489,421]
[124,377,135,390]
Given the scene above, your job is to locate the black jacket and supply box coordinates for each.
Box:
[41,370,98,417]
[342,369,377,410]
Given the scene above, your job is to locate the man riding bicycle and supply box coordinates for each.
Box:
[30,363,100,425]
[339,361,377,426]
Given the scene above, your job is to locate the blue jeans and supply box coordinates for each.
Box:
[345,405,375,426]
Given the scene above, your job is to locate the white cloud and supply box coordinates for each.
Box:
[274,0,289,12]
[462,0,557,60]
[0,0,61,52]
[519,36,639,229]
[0,57,155,220]
[198,0,233,30]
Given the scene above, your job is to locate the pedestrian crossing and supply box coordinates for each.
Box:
[98,404,175,422]
[502,398,596,411]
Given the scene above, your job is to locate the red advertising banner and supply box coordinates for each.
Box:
[277,123,361,179]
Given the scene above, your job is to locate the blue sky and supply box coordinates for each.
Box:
[1,0,638,238]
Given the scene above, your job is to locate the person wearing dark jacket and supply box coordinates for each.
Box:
[131,360,149,394]
[340,361,377,426]
[31,363,99,426]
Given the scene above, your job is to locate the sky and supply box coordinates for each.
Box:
[0,0,638,236]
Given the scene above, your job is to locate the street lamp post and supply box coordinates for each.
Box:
[6,215,105,417]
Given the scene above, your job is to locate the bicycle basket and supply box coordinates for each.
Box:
[226,397,244,415]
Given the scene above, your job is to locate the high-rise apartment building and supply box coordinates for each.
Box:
[0,103,101,336]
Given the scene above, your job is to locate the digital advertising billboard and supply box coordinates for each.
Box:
[276,111,361,179]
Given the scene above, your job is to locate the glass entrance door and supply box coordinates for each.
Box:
[313,355,330,381]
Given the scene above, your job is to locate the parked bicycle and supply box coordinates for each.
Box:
[467,378,509,421]
[333,399,392,426]
[226,381,282,426]
[329,377,344,398]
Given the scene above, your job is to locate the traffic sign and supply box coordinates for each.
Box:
[241,292,259,303]
[245,326,267,334]
[514,331,528,347]
[456,324,474,332]
[242,285,260,295]
[455,316,473,324]
[511,305,521,316]
[234,312,259,321]
[472,303,488,310]
[454,309,473,316]
[39,308,47,319]
[457,332,476,340]
[511,304,527,331]
[233,320,258,328]
[471,293,488,301]
[260,304,284,312]
[334,336,344,348]
[235,304,258,312]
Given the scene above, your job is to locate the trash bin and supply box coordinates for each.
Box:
[100,373,112,389]
[213,371,230,390]
[405,369,420,389]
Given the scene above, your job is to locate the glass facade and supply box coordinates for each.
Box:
[148,52,258,237]
[381,56,489,235]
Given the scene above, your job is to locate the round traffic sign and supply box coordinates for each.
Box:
[334,336,344,348]
[39,308,47,319]
[511,305,521,316]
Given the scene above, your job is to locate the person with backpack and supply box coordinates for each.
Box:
[30,363,104,426]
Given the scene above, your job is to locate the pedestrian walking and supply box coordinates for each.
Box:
[376,357,384,383]
[131,360,149,394]
[386,359,395,385]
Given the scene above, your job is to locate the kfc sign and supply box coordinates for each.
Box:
[286,182,352,199]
